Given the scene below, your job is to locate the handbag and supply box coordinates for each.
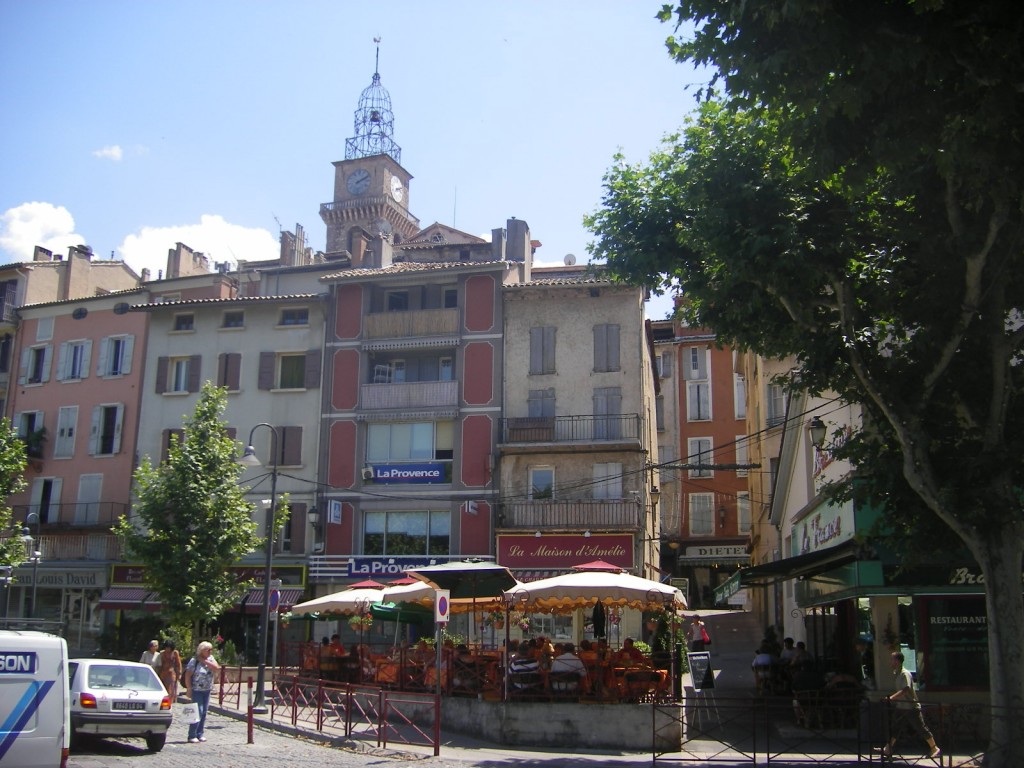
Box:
[701,626,711,645]
[181,702,200,724]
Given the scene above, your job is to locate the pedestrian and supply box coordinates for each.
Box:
[158,639,183,699]
[139,639,161,671]
[688,615,709,651]
[184,640,220,744]
[878,651,940,759]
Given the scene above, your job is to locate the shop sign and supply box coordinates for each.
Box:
[369,463,445,484]
[348,556,456,578]
[11,568,106,588]
[924,596,988,689]
[683,545,747,559]
[795,499,854,555]
[497,533,632,570]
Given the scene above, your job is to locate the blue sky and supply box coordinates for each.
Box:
[0,1,703,320]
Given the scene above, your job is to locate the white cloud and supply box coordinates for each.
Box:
[93,145,123,162]
[0,202,86,261]
[118,214,278,278]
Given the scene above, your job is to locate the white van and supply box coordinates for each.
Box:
[0,630,70,768]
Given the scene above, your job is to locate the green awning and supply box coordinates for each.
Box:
[370,602,433,625]
[714,541,863,603]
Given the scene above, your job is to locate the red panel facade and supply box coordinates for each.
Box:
[325,502,355,555]
[328,420,357,489]
[335,283,362,339]
[460,414,493,487]
[332,348,360,410]
[462,342,494,405]
[496,534,634,570]
[464,274,495,332]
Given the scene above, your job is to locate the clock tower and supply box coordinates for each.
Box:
[320,43,419,260]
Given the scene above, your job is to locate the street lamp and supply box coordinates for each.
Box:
[21,512,41,618]
[238,423,279,713]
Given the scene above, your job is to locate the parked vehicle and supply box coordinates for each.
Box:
[0,629,70,768]
[68,659,172,752]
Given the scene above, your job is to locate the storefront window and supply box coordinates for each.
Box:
[363,510,450,555]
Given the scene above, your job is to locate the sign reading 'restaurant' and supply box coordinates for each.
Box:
[497,533,633,570]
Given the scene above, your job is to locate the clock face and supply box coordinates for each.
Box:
[390,175,404,202]
[346,168,371,195]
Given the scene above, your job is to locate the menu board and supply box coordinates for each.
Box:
[687,651,715,690]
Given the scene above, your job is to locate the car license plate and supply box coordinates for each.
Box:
[112,701,146,710]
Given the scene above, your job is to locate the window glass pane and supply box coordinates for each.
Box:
[429,511,450,555]
[279,355,305,388]
[391,423,413,460]
[410,423,434,459]
[690,493,713,534]
[530,468,554,499]
[367,424,389,462]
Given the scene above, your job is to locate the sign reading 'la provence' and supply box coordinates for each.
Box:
[370,463,445,484]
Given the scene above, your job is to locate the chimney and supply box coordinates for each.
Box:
[141,268,151,282]
[63,244,93,300]
[32,246,53,262]
[491,227,506,261]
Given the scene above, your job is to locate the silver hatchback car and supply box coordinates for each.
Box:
[68,659,173,752]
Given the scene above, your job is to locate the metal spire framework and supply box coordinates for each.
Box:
[344,38,402,163]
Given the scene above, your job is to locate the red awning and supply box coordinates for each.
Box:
[97,587,161,612]
[237,587,306,611]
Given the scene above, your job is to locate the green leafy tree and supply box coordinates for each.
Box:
[0,418,28,568]
[586,4,1024,762]
[115,383,260,635]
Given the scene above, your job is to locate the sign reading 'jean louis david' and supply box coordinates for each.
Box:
[497,533,633,570]
[370,463,445,483]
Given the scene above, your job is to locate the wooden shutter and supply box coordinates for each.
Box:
[161,428,185,463]
[278,425,302,466]
[111,404,124,454]
[289,502,306,554]
[56,342,69,381]
[303,350,322,388]
[258,351,275,390]
[155,357,168,394]
[219,352,241,390]
[187,354,202,392]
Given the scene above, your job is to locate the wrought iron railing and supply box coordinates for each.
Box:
[501,414,642,444]
[498,499,642,530]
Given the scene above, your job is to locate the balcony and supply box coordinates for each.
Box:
[501,414,642,445]
[0,533,123,561]
[498,499,643,531]
[360,380,458,411]
[364,307,459,341]
[12,502,130,528]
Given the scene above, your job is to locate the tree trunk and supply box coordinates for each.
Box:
[974,527,1024,768]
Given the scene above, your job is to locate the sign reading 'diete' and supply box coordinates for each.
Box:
[687,651,715,690]
[434,590,450,624]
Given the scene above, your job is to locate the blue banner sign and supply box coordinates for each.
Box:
[348,556,458,578]
[369,463,445,484]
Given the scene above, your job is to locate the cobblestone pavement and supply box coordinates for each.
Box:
[65,705,467,768]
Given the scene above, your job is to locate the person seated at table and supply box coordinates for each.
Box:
[328,634,348,656]
[508,642,542,691]
[452,644,481,692]
[550,642,588,693]
[578,639,598,663]
[615,637,647,666]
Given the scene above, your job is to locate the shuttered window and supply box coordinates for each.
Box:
[529,327,556,374]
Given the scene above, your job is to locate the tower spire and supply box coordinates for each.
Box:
[345,37,401,163]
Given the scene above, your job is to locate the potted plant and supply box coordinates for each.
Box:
[348,613,373,631]
[510,611,531,632]
[484,609,505,629]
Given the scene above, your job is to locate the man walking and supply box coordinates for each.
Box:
[879,651,940,760]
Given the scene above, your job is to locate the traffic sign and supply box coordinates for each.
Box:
[434,589,450,623]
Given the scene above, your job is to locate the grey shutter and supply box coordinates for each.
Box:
[96,338,108,377]
[88,406,101,455]
[258,351,275,390]
[543,327,556,373]
[56,342,69,381]
[187,354,201,392]
[40,345,52,382]
[607,324,620,371]
[18,347,29,385]
[81,339,92,377]
[529,327,544,374]
[121,335,134,374]
[111,404,124,453]
[594,325,606,372]
[304,349,321,388]
[155,357,168,394]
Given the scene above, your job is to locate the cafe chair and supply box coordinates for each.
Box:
[623,669,665,703]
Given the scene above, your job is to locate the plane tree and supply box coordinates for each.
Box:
[586,3,1024,763]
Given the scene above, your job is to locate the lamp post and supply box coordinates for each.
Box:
[238,423,279,713]
[21,512,41,618]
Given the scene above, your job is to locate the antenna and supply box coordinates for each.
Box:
[272,214,282,232]
[453,186,457,229]
[374,36,381,74]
